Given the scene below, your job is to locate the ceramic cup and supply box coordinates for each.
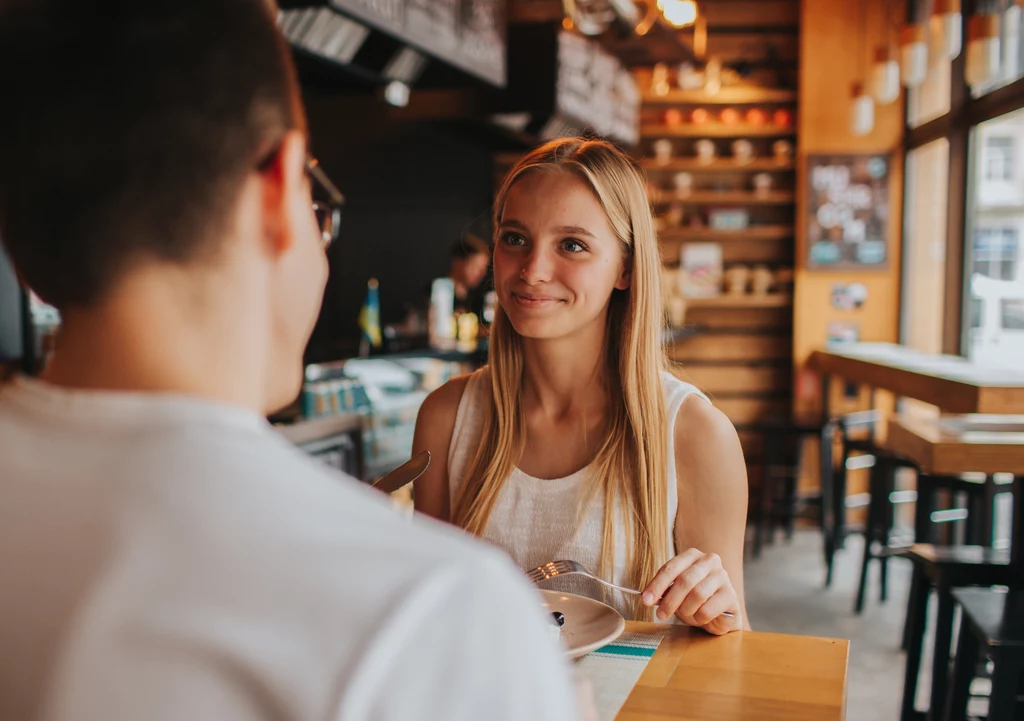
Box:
[773,140,793,164]
[752,172,773,197]
[732,139,754,165]
[694,138,716,165]
[750,265,773,295]
[653,139,674,165]
[724,265,750,295]
[673,171,693,198]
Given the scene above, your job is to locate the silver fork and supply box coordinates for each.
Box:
[527,559,735,619]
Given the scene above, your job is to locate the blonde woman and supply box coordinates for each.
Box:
[412,138,749,634]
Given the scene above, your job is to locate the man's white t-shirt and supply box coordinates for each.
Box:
[0,376,579,721]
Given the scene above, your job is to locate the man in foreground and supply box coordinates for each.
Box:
[0,2,582,720]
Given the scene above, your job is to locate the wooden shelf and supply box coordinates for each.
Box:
[683,294,793,309]
[642,158,795,172]
[642,87,798,106]
[659,225,794,242]
[642,124,796,139]
[653,191,795,206]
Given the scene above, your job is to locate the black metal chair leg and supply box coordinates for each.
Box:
[900,566,929,721]
[854,466,879,614]
[820,422,837,586]
[942,621,977,721]
[929,586,956,721]
[986,653,1023,721]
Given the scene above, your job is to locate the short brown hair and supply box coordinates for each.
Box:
[0,0,305,308]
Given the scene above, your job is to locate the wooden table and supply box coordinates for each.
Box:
[808,343,1024,414]
[886,414,1024,586]
[615,623,849,721]
[886,414,1024,477]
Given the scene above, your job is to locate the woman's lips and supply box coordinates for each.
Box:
[511,292,563,309]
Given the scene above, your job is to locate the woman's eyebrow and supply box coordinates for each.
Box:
[554,225,595,238]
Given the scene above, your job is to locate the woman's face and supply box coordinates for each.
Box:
[494,170,630,341]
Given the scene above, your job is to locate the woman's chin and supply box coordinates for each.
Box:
[506,314,566,340]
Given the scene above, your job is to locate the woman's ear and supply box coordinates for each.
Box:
[615,256,633,291]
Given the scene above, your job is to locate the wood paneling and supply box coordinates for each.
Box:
[714,396,792,424]
[706,33,800,64]
[643,158,796,172]
[701,1,800,29]
[682,305,793,329]
[672,363,792,395]
[661,236,794,266]
[671,333,791,362]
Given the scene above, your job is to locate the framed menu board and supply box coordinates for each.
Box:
[806,153,890,270]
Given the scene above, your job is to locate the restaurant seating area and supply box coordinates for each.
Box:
[4,0,1024,719]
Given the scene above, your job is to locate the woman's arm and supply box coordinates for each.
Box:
[411,375,470,522]
[643,393,751,632]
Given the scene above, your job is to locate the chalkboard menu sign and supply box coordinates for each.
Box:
[328,0,505,86]
[553,31,639,146]
[806,154,890,270]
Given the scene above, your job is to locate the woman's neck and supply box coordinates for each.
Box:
[520,320,608,420]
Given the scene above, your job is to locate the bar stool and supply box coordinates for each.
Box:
[943,475,1022,721]
[898,543,1010,721]
[754,417,825,558]
[945,588,1024,721]
[822,410,883,586]
[821,409,921,595]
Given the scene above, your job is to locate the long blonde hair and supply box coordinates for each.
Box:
[452,138,669,619]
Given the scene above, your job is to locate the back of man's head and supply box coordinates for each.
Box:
[0,0,303,309]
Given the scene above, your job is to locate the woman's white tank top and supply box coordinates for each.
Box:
[446,368,709,618]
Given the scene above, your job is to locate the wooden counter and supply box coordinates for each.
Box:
[809,343,1024,414]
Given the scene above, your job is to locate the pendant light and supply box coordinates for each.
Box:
[661,0,698,28]
[851,82,875,136]
[871,46,901,104]
[930,0,963,62]
[871,1,900,104]
[851,1,874,136]
[965,11,1001,91]
[899,23,929,87]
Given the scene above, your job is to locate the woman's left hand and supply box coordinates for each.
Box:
[641,547,742,635]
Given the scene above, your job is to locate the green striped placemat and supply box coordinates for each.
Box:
[575,632,663,721]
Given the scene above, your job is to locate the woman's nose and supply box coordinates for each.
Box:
[519,247,553,285]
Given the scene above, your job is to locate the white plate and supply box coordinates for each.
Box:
[539,589,626,659]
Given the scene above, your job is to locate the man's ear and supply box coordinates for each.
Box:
[261,130,308,257]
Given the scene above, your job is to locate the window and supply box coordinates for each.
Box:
[970,297,984,329]
[901,140,950,355]
[984,137,1014,181]
[966,109,1024,368]
[909,58,951,127]
[1003,298,1024,329]
[973,228,1019,281]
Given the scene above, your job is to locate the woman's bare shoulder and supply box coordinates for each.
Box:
[418,372,476,425]
[673,394,748,500]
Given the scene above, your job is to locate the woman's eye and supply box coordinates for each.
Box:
[501,232,526,247]
[562,238,586,253]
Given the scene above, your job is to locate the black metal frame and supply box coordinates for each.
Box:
[902,0,1024,355]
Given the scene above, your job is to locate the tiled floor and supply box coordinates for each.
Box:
[744,530,917,721]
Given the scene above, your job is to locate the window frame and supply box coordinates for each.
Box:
[903,0,1024,355]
